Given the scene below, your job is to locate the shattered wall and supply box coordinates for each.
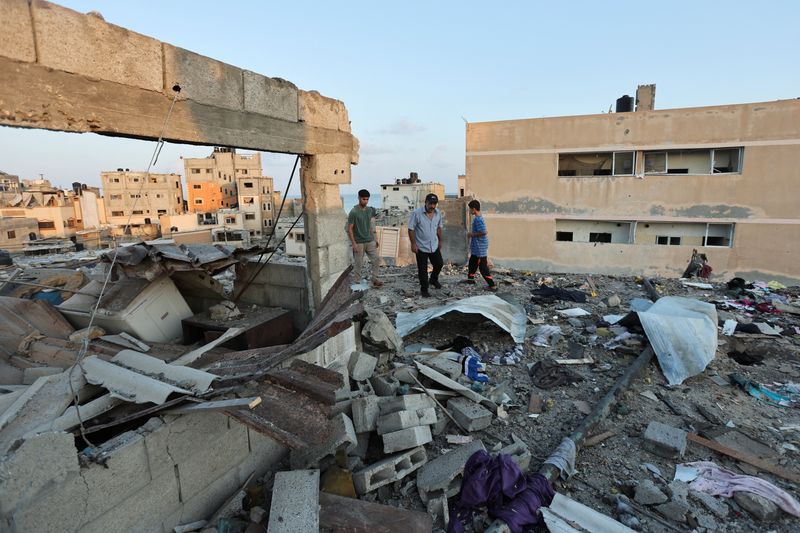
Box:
[466,99,800,282]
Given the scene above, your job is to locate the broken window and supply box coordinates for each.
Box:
[637,222,734,247]
[703,223,734,246]
[157,209,166,214]
[555,220,632,243]
[643,148,742,175]
[558,152,634,177]
[644,152,666,173]
[712,148,742,173]
[589,232,612,243]
[556,231,573,242]
[242,197,254,204]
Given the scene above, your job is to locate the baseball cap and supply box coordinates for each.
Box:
[425,193,439,204]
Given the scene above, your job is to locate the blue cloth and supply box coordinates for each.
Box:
[408,207,443,253]
[470,215,489,256]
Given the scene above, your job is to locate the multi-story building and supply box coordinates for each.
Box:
[101,170,184,226]
[183,147,263,213]
[380,173,445,212]
[0,217,39,251]
[160,209,250,247]
[0,171,20,194]
[0,178,80,239]
[465,85,800,283]
[237,175,275,240]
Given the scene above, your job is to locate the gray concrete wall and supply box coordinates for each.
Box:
[439,197,468,265]
[236,262,311,331]
[0,413,287,532]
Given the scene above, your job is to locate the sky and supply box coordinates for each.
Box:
[1,0,799,198]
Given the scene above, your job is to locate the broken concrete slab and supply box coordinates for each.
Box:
[416,440,485,503]
[290,413,356,469]
[689,490,729,518]
[499,435,531,470]
[351,396,382,433]
[733,491,782,522]
[426,493,449,529]
[376,407,437,435]
[348,351,377,381]
[643,421,687,459]
[634,479,669,505]
[654,500,689,522]
[318,491,433,532]
[383,425,432,454]
[362,309,403,351]
[447,397,492,432]
[378,394,435,415]
[352,446,427,494]
[415,362,492,406]
[267,469,320,533]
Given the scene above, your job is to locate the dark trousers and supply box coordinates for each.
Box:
[468,255,495,286]
[415,249,443,290]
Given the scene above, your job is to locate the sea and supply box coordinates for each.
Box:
[341,193,382,214]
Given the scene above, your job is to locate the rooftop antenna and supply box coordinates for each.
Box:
[461,116,469,123]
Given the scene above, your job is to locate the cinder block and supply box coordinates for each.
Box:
[380,394,435,415]
[377,407,437,435]
[237,428,289,482]
[499,437,531,471]
[370,375,400,397]
[290,413,356,469]
[178,464,243,525]
[352,396,381,433]
[416,440,485,503]
[298,90,350,132]
[32,1,163,91]
[643,421,687,459]
[303,152,352,185]
[10,472,88,532]
[427,356,463,380]
[0,0,35,62]
[447,397,492,432]
[427,493,450,529]
[352,446,427,494]
[351,432,371,460]
[348,351,378,381]
[268,470,320,533]
[382,425,432,453]
[0,431,79,514]
[243,71,298,122]
[163,44,244,111]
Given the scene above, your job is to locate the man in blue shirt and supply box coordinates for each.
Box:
[466,200,496,290]
[408,193,444,297]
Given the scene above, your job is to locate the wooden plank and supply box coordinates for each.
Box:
[687,433,800,484]
[318,492,432,533]
[164,396,261,414]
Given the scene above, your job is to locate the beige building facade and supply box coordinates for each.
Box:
[184,148,263,213]
[237,175,274,240]
[465,93,800,283]
[101,170,184,226]
[0,216,39,251]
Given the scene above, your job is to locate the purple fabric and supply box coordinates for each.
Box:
[448,451,555,533]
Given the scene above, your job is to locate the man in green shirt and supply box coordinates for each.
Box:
[347,189,383,287]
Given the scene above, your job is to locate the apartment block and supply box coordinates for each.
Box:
[237,175,275,240]
[184,147,263,213]
[380,173,445,212]
[0,179,80,239]
[465,86,800,283]
[101,170,184,226]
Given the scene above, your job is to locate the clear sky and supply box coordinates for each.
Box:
[1,0,798,197]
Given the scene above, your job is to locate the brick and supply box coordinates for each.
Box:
[447,397,493,432]
[268,470,320,533]
[32,0,163,91]
[290,413,356,469]
[376,407,437,435]
[0,0,35,62]
[348,351,378,381]
[352,446,427,494]
[379,394,435,415]
[0,431,78,514]
[243,71,298,122]
[352,396,381,432]
[643,421,687,459]
[382,425,432,453]
[416,440,485,503]
[163,44,244,111]
[298,90,350,132]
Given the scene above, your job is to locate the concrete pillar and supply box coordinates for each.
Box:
[300,153,352,308]
[636,84,656,111]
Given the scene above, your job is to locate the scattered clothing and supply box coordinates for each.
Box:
[448,450,555,533]
[531,284,588,303]
[459,347,488,383]
[531,325,562,347]
[680,461,800,518]
[529,359,583,389]
[543,437,577,479]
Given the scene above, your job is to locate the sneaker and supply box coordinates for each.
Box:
[430,280,442,289]
[371,279,384,288]
[421,289,431,297]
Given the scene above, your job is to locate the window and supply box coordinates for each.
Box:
[156,194,162,198]
[110,212,123,217]
[175,182,180,189]
[132,178,139,182]
[393,187,400,191]
[244,182,253,188]
[112,178,120,183]
[558,152,635,177]
[656,236,681,245]
[132,210,144,215]
[295,233,305,242]
[194,199,203,204]
[644,152,666,173]
[157,209,166,214]
[637,222,734,247]
[150,178,157,183]
[191,168,201,174]
[192,185,201,189]
[613,152,635,175]
[225,216,236,224]
[267,203,271,211]
[556,231,573,242]
[643,148,742,175]
[589,232,612,243]
[39,221,56,229]
[130,194,141,199]
[264,220,269,227]
[241,169,248,175]
[712,148,742,173]
[7,230,16,239]
[245,213,256,220]
[110,194,122,200]
[268,219,272,227]
[242,197,254,204]
[205,168,212,174]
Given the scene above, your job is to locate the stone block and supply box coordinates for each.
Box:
[447,397,492,432]
[499,436,531,471]
[238,428,288,482]
[426,493,449,529]
[0,0,35,62]
[362,309,403,352]
[416,440,485,503]
[243,71,298,122]
[352,446,427,494]
[654,500,689,522]
[376,407,437,435]
[0,431,78,514]
[348,351,378,381]
[163,44,244,111]
[32,0,163,91]
[733,491,781,522]
[643,421,687,459]
[10,472,88,532]
[303,152,352,185]
[379,394,435,415]
[352,396,381,433]
[298,90,350,132]
[431,409,450,436]
[369,375,400,397]
[290,413,356,469]
[689,490,729,518]
[268,469,320,533]
[382,425,432,454]
[427,356,463,380]
[179,464,243,525]
[302,183,344,214]
[634,479,668,505]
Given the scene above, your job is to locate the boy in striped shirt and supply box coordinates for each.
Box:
[466,200,496,290]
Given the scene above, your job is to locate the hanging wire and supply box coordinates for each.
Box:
[68,87,181,448]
